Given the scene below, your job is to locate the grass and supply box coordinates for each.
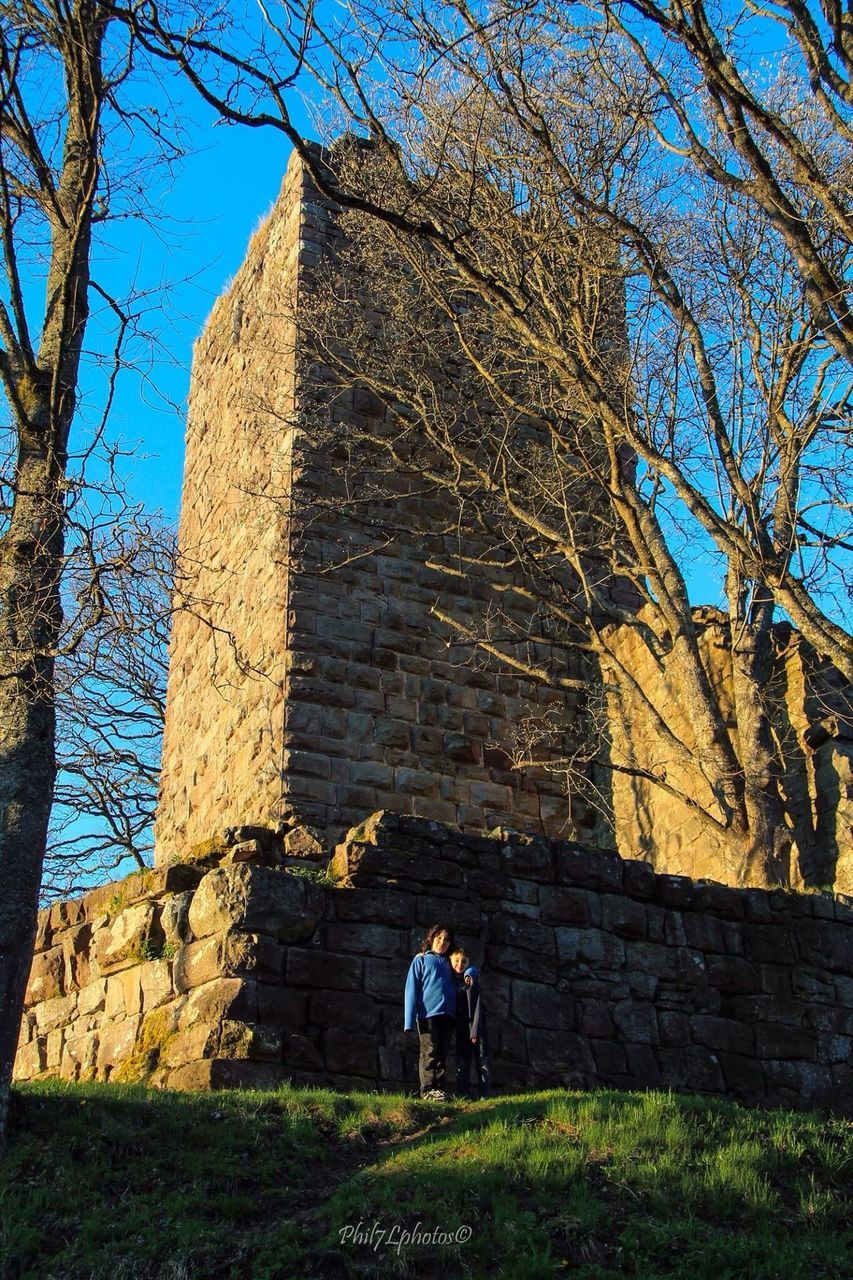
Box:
[1,1082,850,1279]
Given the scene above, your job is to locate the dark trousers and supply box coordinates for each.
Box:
[417,1015,454,1094]
[456,1030,491,1097]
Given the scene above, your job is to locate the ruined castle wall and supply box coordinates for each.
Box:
[17,816,853,1114]
[155,159,306,856]
[607,612,853,893]
[156,147,591,861]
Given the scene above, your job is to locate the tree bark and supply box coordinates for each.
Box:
[0,0,102,1155]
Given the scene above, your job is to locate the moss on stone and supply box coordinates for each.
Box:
[110,1008,178,1085]
[183,836,229,868]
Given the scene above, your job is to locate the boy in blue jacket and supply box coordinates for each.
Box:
[451,948,490,1099]
[404,924,456,1100]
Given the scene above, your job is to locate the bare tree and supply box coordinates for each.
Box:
[119,0,850,884]
[45,519,173,902]
[0,0,313,1153]
[273,3,851,887]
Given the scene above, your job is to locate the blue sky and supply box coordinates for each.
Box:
[97,100,731,608]
[88,95,303,524]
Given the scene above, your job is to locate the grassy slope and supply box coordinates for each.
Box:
[1,1082,850,1280]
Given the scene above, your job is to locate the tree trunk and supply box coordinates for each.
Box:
[0,443,64,1156]
[726,577,791,887]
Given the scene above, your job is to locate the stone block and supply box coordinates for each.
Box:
[690,1015,753,1055]
[745,925,793,964]
[612,1000,658,1044]
[286,946,363,991]
[759,964,793,997]
[539,887,599,927]
[282,1033,324,1070]
[378,1046,405,1080]
[488,915,555,955]
[600,895,647,939]
[756,1024,818,1062]
[188,864,324,942]
[556,927,625,969]
[625,940,677,980]
[486,944,557,984]
[48,896,85,934]
[283,825,326,861]
[556,844,623,892]
[628,971,658,1000]
[168,1059,293,1091]
[104,974,126,1019]
[62,923,95,989]
[13,1038,46,1080]
[663,912,687,947]
[160,1022,219,1068]
[61,1030,100,1080]
[363,957,406,1003]
[326,922,406,956]
[25,946,65,1004]
[621,859,657,901]
[706,956,760,994]
[625,1043,663,1084]
[591,1039,627,1077]
[721,921,745,955]
[656,876,695,909]
[684,1044,725,1092]
[309,990,379,1032]
[413,898,481,936]
[743,890,773,921]
[120,967,143,1018]
[131,864,203,900]
[45,1028,64,1070]
[219,1020,284,1061]
[511,981,565,1029]
[97,1015,142,1076]
[717,1052,765,1099]
[527,1029,594,1080]
[793,966,835,1004]
[223,839,268,867]
[173,935,224,992]
[34,909,53,953]
[498,835,557,882]
[693,882,745,919]
[161,892,195,946]
[96,902,160,974]
[683,913,725,953]
[140,959,174,1012]
[256,984,308,1026]
[34,992,77,1033]
[179,977,256,1029]
[331,888,414,927]
[798,921,853,969]
[324,1027,377,1076]
[658,1010,691,1047]
[577,999,615,1038]
[219,931,286,980]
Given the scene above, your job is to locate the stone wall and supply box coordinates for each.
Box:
[156,145,600,862]
[607,611,853,892]
[16,815,852,1113]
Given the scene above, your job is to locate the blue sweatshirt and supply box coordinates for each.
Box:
[403,951,457,1030]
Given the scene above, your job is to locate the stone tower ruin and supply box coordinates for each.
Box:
[155,146,591,862]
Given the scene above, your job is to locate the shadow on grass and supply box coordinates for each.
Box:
[2,1082,850,1280]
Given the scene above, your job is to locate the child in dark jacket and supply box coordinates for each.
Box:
[450,948,490,1099]
[403,924,457,1100]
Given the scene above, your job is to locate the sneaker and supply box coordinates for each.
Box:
[424,1088,447,1101]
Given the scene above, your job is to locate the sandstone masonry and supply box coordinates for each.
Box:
[156,147,590,861]
[16,815,853,1113]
